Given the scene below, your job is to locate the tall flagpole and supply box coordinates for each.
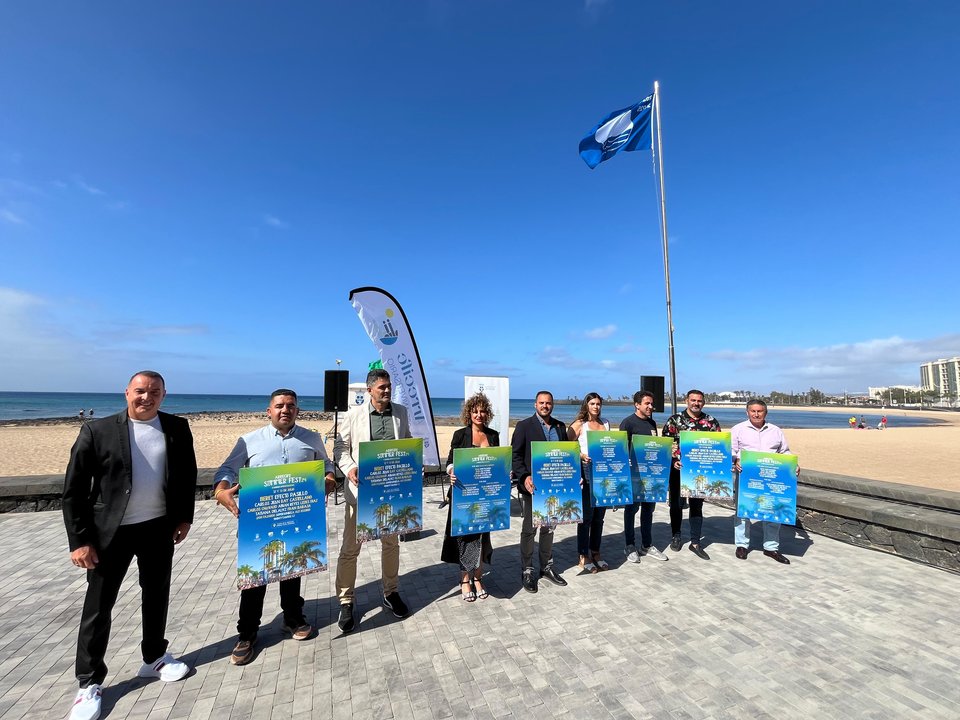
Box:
[653,81,679,414]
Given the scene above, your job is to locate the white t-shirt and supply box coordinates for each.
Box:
[122,416,167,525]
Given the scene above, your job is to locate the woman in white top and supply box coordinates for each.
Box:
[568,392,610,573]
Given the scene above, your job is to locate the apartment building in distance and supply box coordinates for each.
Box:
[920,357,960,402]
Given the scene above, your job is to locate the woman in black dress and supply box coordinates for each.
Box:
[441,392,499,601]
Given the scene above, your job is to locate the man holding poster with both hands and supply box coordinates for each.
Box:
[214,388,335,666]
[731,399,797,564]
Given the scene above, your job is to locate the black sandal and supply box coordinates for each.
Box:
[460,581,476,602]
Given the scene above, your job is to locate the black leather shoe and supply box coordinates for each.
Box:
[539,567,567,586]
[688,544,710,560]
[670,534,683,552]
[522,569,538,593]
[337,604,356,633]
[763,550,790,564]
[735,547,748,560]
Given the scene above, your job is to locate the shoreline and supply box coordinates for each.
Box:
[1,403,956,429]
[3,407,958,490]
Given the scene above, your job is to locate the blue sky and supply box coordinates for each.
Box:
[2,1,958,398]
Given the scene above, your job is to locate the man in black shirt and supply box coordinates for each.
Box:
[619,390,669,563]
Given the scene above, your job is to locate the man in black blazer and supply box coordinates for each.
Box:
[511,390,568,593]
[63,371,197,720]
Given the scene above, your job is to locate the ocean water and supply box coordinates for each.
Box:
[0,391,943,429]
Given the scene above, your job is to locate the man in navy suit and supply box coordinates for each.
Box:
[63,371,197,720]
[511,390,569,593]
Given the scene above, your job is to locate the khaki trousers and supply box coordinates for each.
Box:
[336,501,400,605]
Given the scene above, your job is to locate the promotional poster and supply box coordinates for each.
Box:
[451,446,512,536]
[679,431,733,498]
[530,441,582,527]
[356,438,424,541]
[736,450,798,524]
[237,460,328,591]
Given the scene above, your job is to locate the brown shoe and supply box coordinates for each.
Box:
[735,547,748,560]
[230,636,256,665]
[763,550,790,564]
[281,621,313,641]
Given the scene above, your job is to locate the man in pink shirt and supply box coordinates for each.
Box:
[731,399,796,564]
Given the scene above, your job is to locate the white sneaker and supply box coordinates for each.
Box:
[70,684,101,720]
[641,545,669,561]
[137,652,190,682]
[624,545,642,563]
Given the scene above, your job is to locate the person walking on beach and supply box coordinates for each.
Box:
[511,390,569,592]
[662,389,721,560]
[334,369,413,632]
[619,390,669,565]
[213,388,335,666]
[731,399,796,564]
[568,392,610,573]
[62,371,197,720]
[879,415,887,430]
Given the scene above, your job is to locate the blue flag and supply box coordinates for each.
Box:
[579,93,654,169]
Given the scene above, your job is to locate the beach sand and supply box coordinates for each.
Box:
[2,408,958,491]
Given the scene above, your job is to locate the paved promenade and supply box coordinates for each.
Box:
[1,491,958,719]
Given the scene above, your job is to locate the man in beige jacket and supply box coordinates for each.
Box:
[334,369,412,633]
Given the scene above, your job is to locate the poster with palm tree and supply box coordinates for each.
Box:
[736,450,798,524]
[630,435,672,502]
[586,430,632,507]
[357,438,424,541]
[531,441,582,528]
[451,446,512,536]
[237,460,328,590]
[679,431,733,498]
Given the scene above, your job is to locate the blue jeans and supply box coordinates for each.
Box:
[623,502,655,548]
[734,518,781,551]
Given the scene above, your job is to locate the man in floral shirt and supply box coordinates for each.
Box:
[662,389,721,560]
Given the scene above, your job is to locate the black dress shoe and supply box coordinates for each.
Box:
[522,569,538,593]
[763,550,790,564]
[688,544,710,560]
[735,547,748,560]
[539,567,567,586]
[670,534,683,552]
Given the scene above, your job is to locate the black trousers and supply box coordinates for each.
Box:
[576,471,606,556]
[237,577,305,640]
[76,517,173,687]
[668,468,704,540]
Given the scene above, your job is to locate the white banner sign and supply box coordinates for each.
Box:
[349,287,440,467]
[465,376,510,444]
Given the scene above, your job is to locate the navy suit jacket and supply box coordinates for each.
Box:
[62,410,198,551]
[510,414,568,495]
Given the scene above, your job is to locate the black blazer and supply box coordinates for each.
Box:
[62,410,198,551]
[440,425,499,565]
[510,414,568,494]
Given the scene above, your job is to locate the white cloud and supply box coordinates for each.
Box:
[706,334,960,391]
[263,214,289,229]
[74,176,105,196]
[584,324,617,340]
[0,208,25,225]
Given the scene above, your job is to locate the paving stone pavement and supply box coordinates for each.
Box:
[1,491,959,719]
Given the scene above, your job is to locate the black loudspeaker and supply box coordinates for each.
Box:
[323,370,349,412]
[641,375,665,414]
